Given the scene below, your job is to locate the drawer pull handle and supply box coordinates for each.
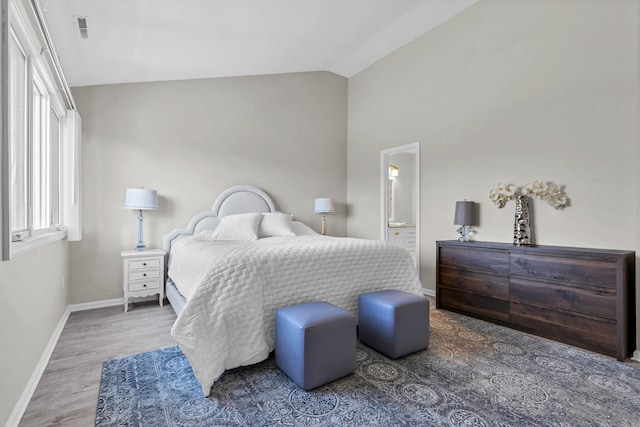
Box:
[143,284,147,288]
[143,273,147,277]
[143,262,147,266]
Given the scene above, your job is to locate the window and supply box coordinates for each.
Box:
[3,0,80,259]
[30,68,56,234]
[50,108,61,227]
[8,28,29,238]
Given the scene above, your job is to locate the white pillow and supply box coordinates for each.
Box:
[291,220,319,236]
[259,212,296,237]
[210,213,263,240]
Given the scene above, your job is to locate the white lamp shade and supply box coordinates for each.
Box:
[314,197,335,214]
[125,188,158,210]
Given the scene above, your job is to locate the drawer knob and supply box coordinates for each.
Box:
[143,273,147,277]
[143,284,147,287]
[143,262,147,266]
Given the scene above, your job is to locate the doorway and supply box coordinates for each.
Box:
[380,142,420,277]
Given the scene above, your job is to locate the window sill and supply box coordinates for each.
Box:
[10,229,67,258]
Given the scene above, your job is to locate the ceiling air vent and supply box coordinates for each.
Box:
[77,16,88,39]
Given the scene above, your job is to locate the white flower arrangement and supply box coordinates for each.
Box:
[490,180,567,210]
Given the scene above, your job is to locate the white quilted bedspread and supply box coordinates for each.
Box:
[168,232,422,394]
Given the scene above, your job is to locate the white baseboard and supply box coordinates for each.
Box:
[68,296,166,313]
[422,287,435,297]
[69,298,123,312]
[632,350,640,362]
[5,305,71,427]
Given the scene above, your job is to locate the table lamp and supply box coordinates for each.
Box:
[454,200,477,242]
[314,197,334,236]
[125,188,158,250]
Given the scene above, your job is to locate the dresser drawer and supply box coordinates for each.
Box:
[510,277,616,320]
[439,246,509,276]
[438,266,509,299]
[438,288,509,322]
[128,279,160,291]
[510,302,617,358]
[128,258,161,270]
[510,253,618,289]
[129,269,160,280]
[510,302,616,336]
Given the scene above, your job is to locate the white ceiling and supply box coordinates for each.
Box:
[41,0,478,88]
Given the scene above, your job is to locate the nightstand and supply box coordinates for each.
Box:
[121,249,166,312]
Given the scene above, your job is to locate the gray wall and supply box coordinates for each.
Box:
[70,71,348,303]
[0,242,69,426]
[347,0,638,340]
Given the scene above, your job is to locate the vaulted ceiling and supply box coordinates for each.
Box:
[41,0,478,87]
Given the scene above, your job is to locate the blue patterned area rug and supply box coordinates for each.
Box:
[96,308,640,426]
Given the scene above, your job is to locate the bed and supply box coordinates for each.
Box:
[162,185,422,394]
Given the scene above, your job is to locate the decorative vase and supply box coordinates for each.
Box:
[513,194,531,246]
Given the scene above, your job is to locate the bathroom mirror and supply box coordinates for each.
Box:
[380,142,420,277]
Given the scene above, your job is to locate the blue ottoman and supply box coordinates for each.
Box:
[358,290,429,359]
[275,301,356,390]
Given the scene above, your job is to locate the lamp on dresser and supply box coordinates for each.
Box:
[314,197,334,235]
[125,188,158,251]
[454,200,477,242]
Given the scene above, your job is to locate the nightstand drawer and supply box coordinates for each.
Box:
[128,279,160,291]
[129,269,160,280]
[128,258,161,270]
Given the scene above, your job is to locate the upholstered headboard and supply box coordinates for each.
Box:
[162,185,277,255]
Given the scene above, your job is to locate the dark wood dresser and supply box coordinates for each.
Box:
[436,240,636,361]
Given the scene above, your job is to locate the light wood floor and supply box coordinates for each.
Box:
[18,301,177,427]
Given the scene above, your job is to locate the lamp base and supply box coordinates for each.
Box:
[134,210,148,250]
[456,225,473,242]
[135,241,148,251]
